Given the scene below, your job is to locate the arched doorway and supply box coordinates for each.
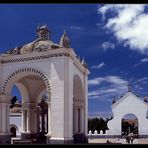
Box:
[73,75,85,136]
[2,68,51,142]
[107,92,148,137]
[10,125,18,137]
[10,127,16,137]
[121,114,138,137]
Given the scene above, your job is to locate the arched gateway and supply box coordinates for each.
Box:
[107,89,148,137]
[0,25,89,144]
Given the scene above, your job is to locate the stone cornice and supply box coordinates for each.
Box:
[0,48,90,75]
[0,94,11,103]
[0,51,70,64]
[22,102,37,109]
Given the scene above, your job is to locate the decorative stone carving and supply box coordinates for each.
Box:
[33,40,52,52]
[100,130,103,134]
[10,103,22,113]
[37,24,50,40]
[88,130,92,135]
[94,130,98,134]
[10,47,20,55]
[59,31,70,48]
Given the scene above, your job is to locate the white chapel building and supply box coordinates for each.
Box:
[0,25,90,144]
[107,88,148,137]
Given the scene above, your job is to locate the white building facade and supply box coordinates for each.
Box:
[10,113,22,137]
[107,91,148,137]
[0,25,89,144]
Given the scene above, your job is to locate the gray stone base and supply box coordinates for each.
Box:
[21,132,37,140]
[88,134,148,139]
[73,133,88,143]
[138,135,148,138]
[88,135,122,139]
[47,138,73,144]
[0,134,11,144]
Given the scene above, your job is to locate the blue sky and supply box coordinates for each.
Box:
[1,4,148,119]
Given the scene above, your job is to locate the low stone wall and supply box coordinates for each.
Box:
[88,134,148,139]
[88,134,121,139]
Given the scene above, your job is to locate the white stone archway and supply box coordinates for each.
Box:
[0,25,89,144]
[121,113,139,136]
[1,67,51,141]
[107,92,148,137]
[73,75,85,134]
[2,67,51,95]
[10,124,18,137]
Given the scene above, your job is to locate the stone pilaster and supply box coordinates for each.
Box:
[21,102,37,140]
[0,94,11,144]
[46,101,51,143]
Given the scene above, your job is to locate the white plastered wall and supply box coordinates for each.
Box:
[0,48,89,141]
[107,92,148,135]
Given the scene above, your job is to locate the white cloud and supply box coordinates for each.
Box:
[88,75,127,86]
[134,85,143,90]
[70,26,84,31]
[140,58,148,63]
[88,77,105,85]
[136,77,148,86]
[88,76,128,101]
[137,77,148,82]
[98,4,148,54]
[88,88,117,98]
[101,42,115,51]
[88,111,113,119]
[91,62,105,69]
[134,58,148,67]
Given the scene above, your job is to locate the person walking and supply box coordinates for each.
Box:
[130,136,134,144]
[126,135,131,144]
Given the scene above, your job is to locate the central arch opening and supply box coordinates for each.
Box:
[5,70,51,143]
[121,114,138,138]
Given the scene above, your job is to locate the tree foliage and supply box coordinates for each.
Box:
[88,117,111,133]
[121,120,138,136]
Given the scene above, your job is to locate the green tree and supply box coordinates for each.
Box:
[88,117,109,133]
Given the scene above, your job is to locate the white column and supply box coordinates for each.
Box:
[1,104,7,133]
[0,94,11,134]
[80,108,84,133]
[33,109,37,133]
[84,76,88,135]
[27,109,30,133]
[22,103,37,134]
[22,103,27,133]
[0,104,1,133]
[36,107,40,133]
[0,94,11,143]
[6,103,10,133]
[29,108,37,133]
[74,107,78,134]
[22,110,26,132]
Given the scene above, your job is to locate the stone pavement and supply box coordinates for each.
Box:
[120,138,138,144]
[88,138,147,144]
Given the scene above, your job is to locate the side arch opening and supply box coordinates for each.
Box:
[121,113,138,138]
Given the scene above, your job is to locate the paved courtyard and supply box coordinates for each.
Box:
[89,138,148,144]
